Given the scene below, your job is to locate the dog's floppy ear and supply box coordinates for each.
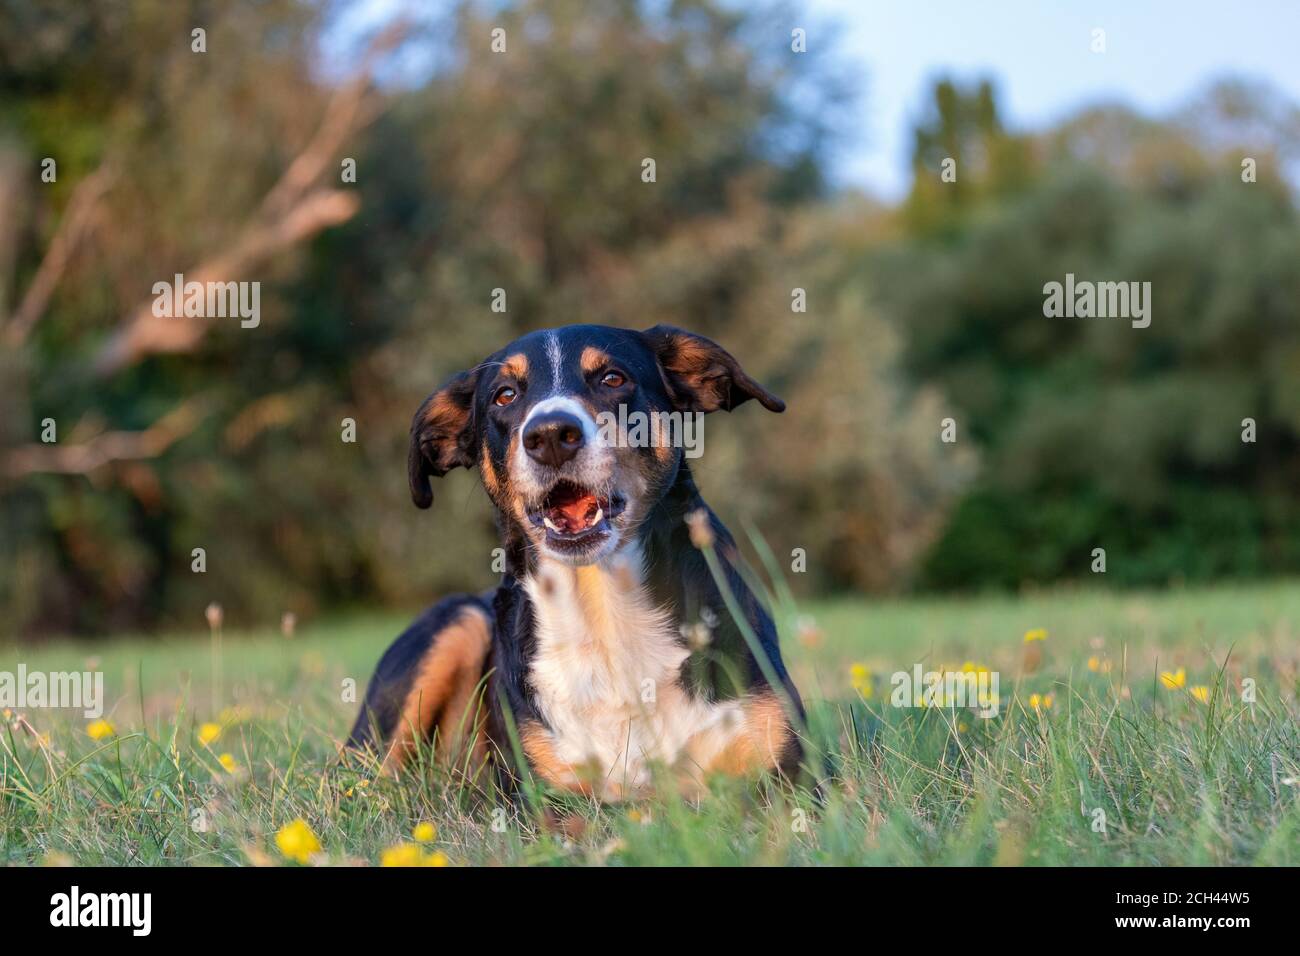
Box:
[642,324,785,413]
[408,370,479,509]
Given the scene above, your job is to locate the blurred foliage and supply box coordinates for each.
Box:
[876,79,1300,590]
[1,1,1298,637]
[0,0,954,635]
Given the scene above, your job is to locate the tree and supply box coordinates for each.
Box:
[878,79,1300,589]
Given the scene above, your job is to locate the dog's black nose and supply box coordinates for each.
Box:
[523,410,586,468]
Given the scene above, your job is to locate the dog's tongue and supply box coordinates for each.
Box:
[546,485,600,533]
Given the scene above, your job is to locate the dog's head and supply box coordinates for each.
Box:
[407,324,783,565]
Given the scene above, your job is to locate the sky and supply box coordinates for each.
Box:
[807,0,1300,199]
[331,0,1300,201]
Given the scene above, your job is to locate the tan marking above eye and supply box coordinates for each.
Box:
[580,346,611,374]
[502,353,529,379]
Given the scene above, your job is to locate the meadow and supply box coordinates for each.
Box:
[2,581,1298,866]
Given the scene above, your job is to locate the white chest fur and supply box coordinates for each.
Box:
[522,545,746,796]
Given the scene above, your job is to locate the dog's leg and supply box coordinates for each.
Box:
[675,690,800,796]
[516,720,601,797]
[346,597,492,776]
[515,693,798,802]
[513,720,646,800]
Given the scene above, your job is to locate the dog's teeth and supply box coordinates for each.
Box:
[590,507,603,527]
[543,517,562,533]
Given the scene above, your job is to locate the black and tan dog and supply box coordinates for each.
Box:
[347,324,803,799]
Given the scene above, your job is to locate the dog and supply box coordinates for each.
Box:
[346,324,804,799]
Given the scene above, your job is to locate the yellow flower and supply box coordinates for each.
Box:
[2,708,12,720]
[1087,656,1100,672]
[342,778,371,799]
[627,808,642,823]
[1160,668,1186,690]
[86,719,115,740]
[957,721,969,733]
[381,843,448,867]
[275,819,321,864]
[1023,628,1048,643]
[218,753,238,773]
[198,722,221,746]
[1028,693,1053,711]
[849,663,872,697]
[381,843,421,867]
[1190,685,1210,704]
[412,822,436,843]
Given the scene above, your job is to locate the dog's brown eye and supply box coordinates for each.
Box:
[493,386,517,407]
[601,371,626,388]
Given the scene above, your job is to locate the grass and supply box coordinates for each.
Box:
[2,579,1299,866]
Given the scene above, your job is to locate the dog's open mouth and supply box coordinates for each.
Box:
[527,480,626,544]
